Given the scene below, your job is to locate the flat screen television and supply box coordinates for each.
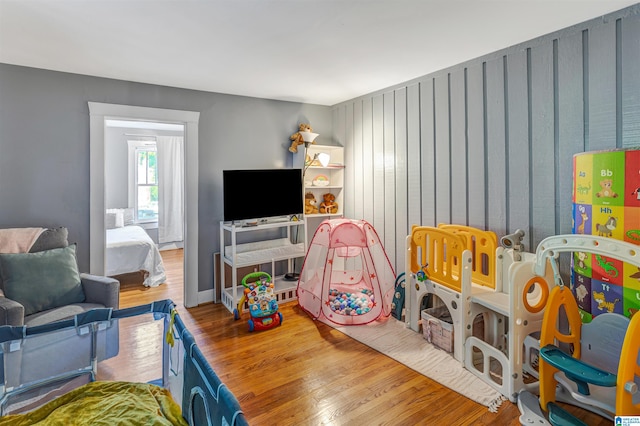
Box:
[223,168,303,222]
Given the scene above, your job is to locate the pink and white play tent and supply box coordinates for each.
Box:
[297,219,396,325]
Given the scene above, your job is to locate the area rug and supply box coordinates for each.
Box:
[318,316,506,412]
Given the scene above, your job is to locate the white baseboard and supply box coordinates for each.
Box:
[197,289,215,305]
[159,241,184,251]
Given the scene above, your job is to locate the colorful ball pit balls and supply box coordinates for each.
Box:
[327,288,375,316]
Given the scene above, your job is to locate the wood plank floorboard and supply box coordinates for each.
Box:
[111,249,611,425]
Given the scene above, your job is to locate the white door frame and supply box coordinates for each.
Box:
[89,102,199,308]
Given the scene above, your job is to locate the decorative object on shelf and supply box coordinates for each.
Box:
[312,174,329,186]
[304,154,315,167]
[288,123,315,153]
[292,144,344,244]
[305,152,331,168]
[304,192,319,215]
[317,152,330,167]
[319,193,339,214]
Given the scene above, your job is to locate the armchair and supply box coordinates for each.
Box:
[0,228,121,384]
[0,227,120,327]
[0,273,119,327]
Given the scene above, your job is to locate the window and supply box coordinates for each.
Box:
[135,146,158,222]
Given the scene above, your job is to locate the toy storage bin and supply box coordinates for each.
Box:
[421,306,454,353]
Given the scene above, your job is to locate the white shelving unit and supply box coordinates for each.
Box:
[293,144,345,242]
[219,219,305,316]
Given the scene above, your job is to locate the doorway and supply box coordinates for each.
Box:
[89,102,200,308]
[104,119,184,291]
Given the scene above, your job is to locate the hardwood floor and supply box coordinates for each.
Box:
[113,249,610,425]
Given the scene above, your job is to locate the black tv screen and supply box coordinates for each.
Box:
[223,169,303,222]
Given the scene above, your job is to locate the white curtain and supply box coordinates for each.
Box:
[157,136,184,244]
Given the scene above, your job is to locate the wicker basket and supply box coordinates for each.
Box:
[421,306,454,353]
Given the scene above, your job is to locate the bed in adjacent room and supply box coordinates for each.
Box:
[106,219,166,287]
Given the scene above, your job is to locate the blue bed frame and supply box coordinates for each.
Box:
[0,299,248,425]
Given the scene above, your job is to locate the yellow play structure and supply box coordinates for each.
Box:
[517,235,640,425]
[407,225,640,421]
[406,224,555,402]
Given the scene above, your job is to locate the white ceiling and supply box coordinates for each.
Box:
[0,1,637,106]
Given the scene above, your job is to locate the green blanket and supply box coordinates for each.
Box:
[0,381,188,425]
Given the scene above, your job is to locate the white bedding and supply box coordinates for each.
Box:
[106,225,166,287]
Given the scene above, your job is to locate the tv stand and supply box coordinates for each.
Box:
[219,219,305,316]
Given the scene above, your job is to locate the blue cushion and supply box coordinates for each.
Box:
[0,245,85,316]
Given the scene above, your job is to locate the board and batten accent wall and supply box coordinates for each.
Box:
[333,5,640,275]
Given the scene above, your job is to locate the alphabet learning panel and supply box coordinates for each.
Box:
[572,148,640,323]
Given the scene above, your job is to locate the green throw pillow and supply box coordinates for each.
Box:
[0,244,85,316]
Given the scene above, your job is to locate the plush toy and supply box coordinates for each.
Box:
[319,193,338,214]
[304,192,319,215]
[289,123,314,153]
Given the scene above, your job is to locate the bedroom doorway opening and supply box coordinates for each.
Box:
[104,119,185,292]
[89,103,200,308]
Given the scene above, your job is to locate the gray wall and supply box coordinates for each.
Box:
[0,64,332,291]
[105,126,131,210]
[334,5,640,274]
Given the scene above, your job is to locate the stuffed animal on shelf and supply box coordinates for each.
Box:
[304,192,319,215]
[319,193,338,214]
[289,123,313,153]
